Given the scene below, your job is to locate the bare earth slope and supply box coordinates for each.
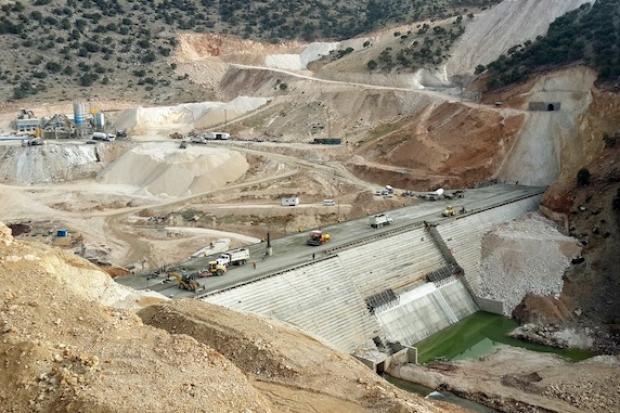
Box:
[0,223,461,413]
[445,0,592,80]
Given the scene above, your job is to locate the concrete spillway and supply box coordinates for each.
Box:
[204,190,544,354]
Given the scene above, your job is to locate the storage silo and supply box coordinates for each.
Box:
[94,112,105,129]
[73,102,86,125]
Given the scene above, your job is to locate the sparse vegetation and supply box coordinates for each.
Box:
[484,0,620,88]
[0,0,502,101]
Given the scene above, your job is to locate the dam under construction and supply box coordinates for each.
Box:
[121,184,579,365]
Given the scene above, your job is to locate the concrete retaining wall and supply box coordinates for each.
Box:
[474,296,504,315]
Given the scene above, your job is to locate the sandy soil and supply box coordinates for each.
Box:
[389,346,620,413]
[0,223,460,413]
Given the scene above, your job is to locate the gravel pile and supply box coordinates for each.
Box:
[478,214,581,317]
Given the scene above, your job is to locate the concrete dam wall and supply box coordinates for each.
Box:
[204,195,542,354]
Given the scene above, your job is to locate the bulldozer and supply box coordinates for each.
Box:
[307,230,330,246]
[168,272,200,292]
[198,261,228,277]
[442,206,456,217]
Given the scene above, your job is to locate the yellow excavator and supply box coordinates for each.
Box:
[168,272,200,292]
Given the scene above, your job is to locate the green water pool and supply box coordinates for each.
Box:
[414,311,595,364]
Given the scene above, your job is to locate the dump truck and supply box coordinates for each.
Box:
[369,214,393,228]
[442,206,456,217]
[307,230,330,246]
[198,261,228,277]
[216,248,250,267]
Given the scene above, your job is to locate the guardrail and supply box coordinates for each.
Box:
[195,254,339,299]
[191,189,546,298]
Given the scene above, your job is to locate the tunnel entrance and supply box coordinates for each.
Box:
[547,103,555,111]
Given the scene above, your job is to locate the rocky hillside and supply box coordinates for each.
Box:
[0,0,499,103]
[482,0,620,89]
[0,222,462,413]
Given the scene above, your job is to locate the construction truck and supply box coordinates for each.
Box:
[216,248,250,267]
[198,261,228,277]
[369,213,393,228]
[168,272,200,292]
[191,135,207,144]
[442,206,456,217]
[169,132,183,139]
[21,138,43,146]
[307,230,330,246]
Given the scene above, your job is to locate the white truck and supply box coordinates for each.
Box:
[369,213,393,228]
[281,197,299,206]
[92,132,115,142]
[191,135,207,144]
[204,132,230,140]
[216,248,250,267]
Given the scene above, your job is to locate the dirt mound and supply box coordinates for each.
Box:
[100,142,249,196]
[113,98,267,136]
[138,300,451,413]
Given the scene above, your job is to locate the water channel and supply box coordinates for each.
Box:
[385,311,595,412]
[414,311,595,364]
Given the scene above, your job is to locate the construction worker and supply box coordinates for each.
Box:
[312,253,315,260]
[253,260,257,269]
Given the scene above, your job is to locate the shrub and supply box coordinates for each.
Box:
[603,133,617,148]
[46,61,62,73]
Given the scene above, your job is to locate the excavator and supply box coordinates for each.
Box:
[167,272,200,292]
[198,261,227,277]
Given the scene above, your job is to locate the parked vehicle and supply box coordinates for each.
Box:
[191,135,207,144]
[374,190,382,196]
[281,197,300,206]
[92,132,115,142]
[22,138,43,146]
[204,132,230,140]
[216,248,250,267]
[323,199,336,206]
[369,214,393,228]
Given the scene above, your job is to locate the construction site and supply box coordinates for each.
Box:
[2,0,620,412]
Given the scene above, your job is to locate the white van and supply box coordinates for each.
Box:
[323,199,336,206]
[281,197,299,206]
